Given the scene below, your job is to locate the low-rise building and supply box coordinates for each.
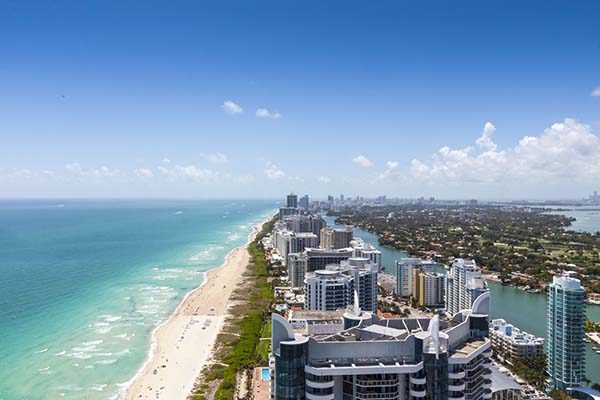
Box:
[489,319,544,365]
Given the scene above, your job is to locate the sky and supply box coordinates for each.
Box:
[1,0,600,200]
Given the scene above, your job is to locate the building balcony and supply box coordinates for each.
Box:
[449,396,465,400]
[409,389,426,398]
[306,379,335,389]
[449,371,465,379]
[306,392,334,400]
[483,350,493,358]
[449,383,466,391]
[410,376,426,385]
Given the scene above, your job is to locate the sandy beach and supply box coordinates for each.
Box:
[124,218,268,400]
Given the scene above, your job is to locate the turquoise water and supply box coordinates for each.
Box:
[0,200,276,400]
[261,368,270,381]
[325,213,600,384]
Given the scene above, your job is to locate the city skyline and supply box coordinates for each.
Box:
[2,1,600,199]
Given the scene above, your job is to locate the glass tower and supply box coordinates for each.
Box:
[546,271,586,392]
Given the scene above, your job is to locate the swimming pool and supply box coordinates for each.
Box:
[261,367,270,381]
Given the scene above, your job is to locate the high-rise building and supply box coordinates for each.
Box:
[287,253,308,288]
[395,258,422,297]
[271,292,493,400]
[278,207,298,221]
[273,230,318,265]
[305,247,353,273]
[546,271,586,392]
[445,259,489,316]
[350,237,382,270]
[319,226,353,249]
[298,195,309,209]
[413,270,445,307]
[304,269,354,312]
[287,193,298,208]
[327,195,334,204]
[284,214,326,244]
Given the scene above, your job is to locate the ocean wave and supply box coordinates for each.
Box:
[55,350,67,356]
[90,384,107,391]
[35,347,49,354]
[82,339,104,346]
[96,359,117,365]
[227,232,241,242]
[105,315,122,322]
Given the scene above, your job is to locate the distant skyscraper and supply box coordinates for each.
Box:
[445,259,489,316]
[286,193,298,208]
[327,195,334,204]
[298,194,309,209]
[546,271,586,392]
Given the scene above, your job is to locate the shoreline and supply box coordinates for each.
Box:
[123,215,272,400]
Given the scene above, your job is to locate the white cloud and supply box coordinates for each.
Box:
[256,108,282,119]
[64,163,121,178]
[202,152,229,164]
[317,176,331,183]
[377,160,402,182]
[159,164,221,183]
[475,121,497,151]
[592,87,600,97]
[162,158,171,165]
[264,161,285,179]
[222,100,243,115]
[411,118,600,185]
[352,155,374,168]
[134,168,154,178]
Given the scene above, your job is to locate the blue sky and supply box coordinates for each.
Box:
[1,0,600,199]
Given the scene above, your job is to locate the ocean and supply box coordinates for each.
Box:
[0,199,277,400]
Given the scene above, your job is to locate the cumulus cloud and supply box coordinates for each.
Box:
[256,108,282,119]
[264,161,285,179]
[410,118,600,185]
[64,163,121,177]
[317,176,331,183]
[352,155,374,168]
[162,158,171,165]
[592,87,600,97]
[475,122,497,151]
[222,100,243,115]
[377,160,402,182]
[134,168,154,178]
[202,152,229,164]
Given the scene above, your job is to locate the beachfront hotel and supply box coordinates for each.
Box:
[446,259,489,316]
[304,258,378,313]
[546,271,586,393]
[271,292,493,400]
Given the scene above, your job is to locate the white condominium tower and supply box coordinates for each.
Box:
[396,258,422,297]
[546,271,586,393]
[445,259,489,316]
[304,258,378,313]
